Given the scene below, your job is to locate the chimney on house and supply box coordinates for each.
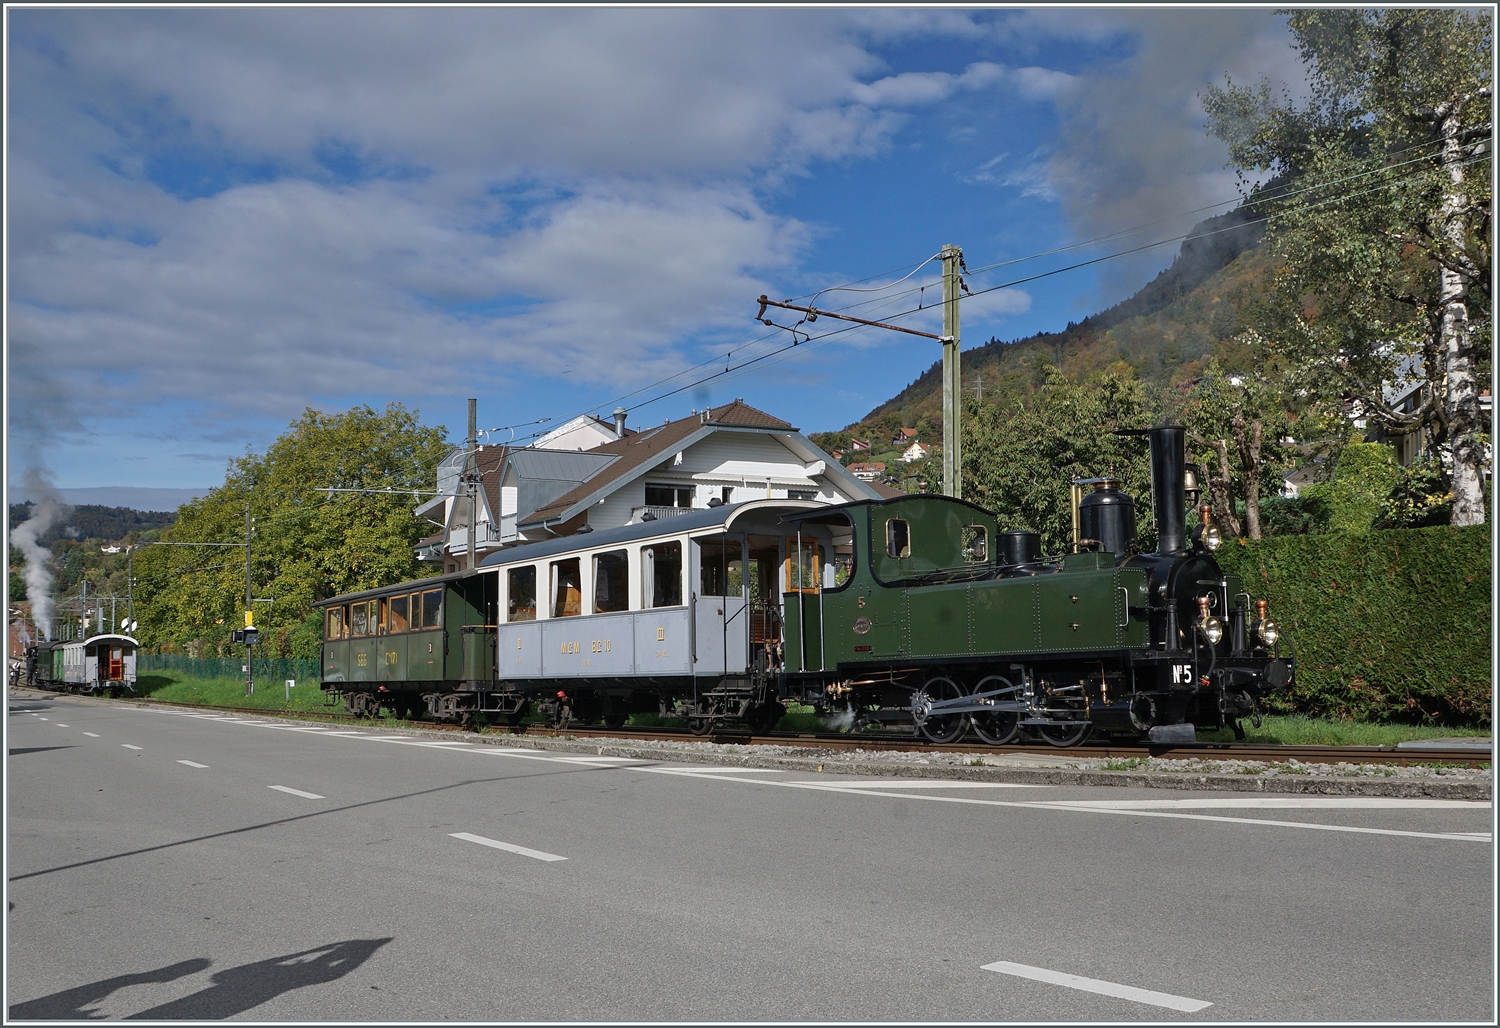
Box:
[613,407,627,438]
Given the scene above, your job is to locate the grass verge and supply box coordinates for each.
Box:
[1194,714,1489,747]
[133,672,342,713]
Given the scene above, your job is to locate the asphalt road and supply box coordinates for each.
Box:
[6,693,1494,1021]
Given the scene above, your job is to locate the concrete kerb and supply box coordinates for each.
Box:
[22,691,1490,802]
[264,697,1486,800]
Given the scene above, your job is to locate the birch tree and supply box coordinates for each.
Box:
[1204,9,1491,524]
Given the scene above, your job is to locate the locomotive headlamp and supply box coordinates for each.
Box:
[1257,619,1280,646]
[1201,615,1224,645]
[1197,504,1223,552]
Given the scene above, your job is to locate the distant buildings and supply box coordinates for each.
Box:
[847,461,887,482]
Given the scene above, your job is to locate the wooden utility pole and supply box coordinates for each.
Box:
[244,503,254,696]
[940,244,962,499]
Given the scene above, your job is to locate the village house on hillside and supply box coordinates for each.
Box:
[416,400,879,572]
[846,461,887,482]
[899,440,931,463]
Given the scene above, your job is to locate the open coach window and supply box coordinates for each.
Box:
[551,558,582,618]
[325,607,346,641]
[388,594,409,633]
[642,541,682,608]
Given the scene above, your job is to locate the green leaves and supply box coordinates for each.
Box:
[134,403,449,656]
[962,365,1153,554]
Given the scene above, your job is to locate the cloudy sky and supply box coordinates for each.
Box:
[6,7,1306,494]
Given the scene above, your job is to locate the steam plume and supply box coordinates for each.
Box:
[11,470,70,641]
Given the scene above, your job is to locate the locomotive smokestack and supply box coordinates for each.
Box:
[1149,425,1187,555]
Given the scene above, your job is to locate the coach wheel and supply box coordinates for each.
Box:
[603,711,628,729]
[913,677,967,744]
[969,676,1020,746]
[686,717,712,736]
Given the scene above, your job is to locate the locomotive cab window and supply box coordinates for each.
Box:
[421,589,442,629]
[961,525,988,563]
[388,594,409,634]
[886,518,911,559]
[593,550,629,613]
[642,541,683,608]
[551,558,583,618]
[508,566,536,622]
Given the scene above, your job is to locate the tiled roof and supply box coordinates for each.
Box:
[705,398,794,430]
[519,400,792,526]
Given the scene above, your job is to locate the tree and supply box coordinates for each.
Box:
[1204,9,1491,525]
[134,404,450,656]
[1176,347,1320,539]
[963,364,1155,555]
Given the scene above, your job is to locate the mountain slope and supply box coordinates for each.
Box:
[814,207,1272,455]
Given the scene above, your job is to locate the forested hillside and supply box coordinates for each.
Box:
[811,205,1273,455]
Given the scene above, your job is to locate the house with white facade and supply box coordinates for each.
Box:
[416,400,878,572]
[900,441,931,463]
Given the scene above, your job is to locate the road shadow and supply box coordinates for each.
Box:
[124,939,391,1020]
[9,958,211,1019]
[8,747,75,757]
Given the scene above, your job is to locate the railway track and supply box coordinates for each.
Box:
[119,696,1492,769]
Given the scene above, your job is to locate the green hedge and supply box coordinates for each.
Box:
[138,654,322,685]
[1216,525,1491,726]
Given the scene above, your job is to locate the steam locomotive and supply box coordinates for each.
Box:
[317,425,1291,745]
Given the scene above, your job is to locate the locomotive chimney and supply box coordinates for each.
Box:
[1149,424,1187,555]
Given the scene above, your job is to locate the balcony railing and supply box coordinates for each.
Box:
[630,505,693,524]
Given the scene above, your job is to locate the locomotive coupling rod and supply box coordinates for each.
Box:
[756,296,944,340]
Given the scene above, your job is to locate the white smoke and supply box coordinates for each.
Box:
[820,702,857,733]
[11,470,70,641]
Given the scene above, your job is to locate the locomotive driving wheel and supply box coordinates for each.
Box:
[912,676,967,744]
[968,676,1020,746]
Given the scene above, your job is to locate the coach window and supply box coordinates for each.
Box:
[593,550,629,614]
[421,589,443,629]
[377,598,390,635]
[642,540,683,608]
[508,566,537,622]
[326,607,345,641]
[551,558,583,618]
[886,518,911,559]
[388,594,409,634]
[351,602,368,637]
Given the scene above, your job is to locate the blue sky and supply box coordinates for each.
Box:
[6,7,1305,494]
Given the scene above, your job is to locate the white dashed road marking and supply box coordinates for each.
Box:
[55,724,69,727]
[267,785,325,799]
[450,832,567,862]
[121,744,142,751]
[1044,796,1490,810]
[982,960,1212,1013]
[178,760,209,768]
[83,732,100,737]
